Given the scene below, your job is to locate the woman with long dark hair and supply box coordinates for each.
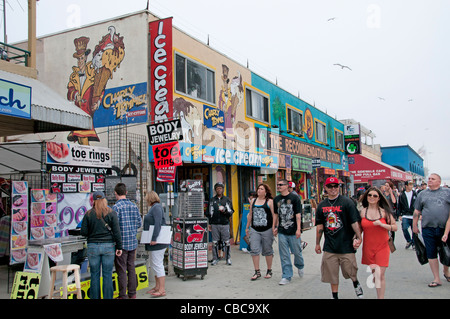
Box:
[357,186,397,299]
[81,191,122,299]
[245,183,275,280]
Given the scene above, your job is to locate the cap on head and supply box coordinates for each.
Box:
[288,181,296,188]
[214,182,224,190]
[92,191,106,200]
[325,177,340,186]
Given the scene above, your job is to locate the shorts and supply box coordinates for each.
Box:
[422,227,446,259]
[321,251,358,284]
[249,227,274,257]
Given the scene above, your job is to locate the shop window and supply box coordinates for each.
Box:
[175,54,215,104]
[315,120,327,144]
[287,107,303,135]
[246,88,269,123]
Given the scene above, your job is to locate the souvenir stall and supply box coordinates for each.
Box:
[2,141,112,298]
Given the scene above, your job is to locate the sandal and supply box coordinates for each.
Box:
[151,291,166,297]
[428,282,442,288]
[251,269,261,281]
[444,274,450,282]
[264,269,273,279]
[146,287,158,294]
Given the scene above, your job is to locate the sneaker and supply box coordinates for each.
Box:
[226,258,232,265]
[211,259,218,266]
[298,268,304,278]
[405,242,412,249]
[301,241,308,250]
[279,278,291,285]
[354,282,364,299]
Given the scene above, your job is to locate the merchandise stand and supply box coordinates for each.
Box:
[171,180,208,281]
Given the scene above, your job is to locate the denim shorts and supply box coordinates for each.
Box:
[422,227,445,259]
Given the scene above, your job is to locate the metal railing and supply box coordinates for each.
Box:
[0,42,30,66]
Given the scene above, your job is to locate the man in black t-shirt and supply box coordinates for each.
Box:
[273,179,304,285]
[315,177,363,299]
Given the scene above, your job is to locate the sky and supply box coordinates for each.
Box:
[3,0,450,184]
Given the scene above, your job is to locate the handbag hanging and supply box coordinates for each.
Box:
[438,242,450,267]
[412,233,428,265]
[388,231,396,253]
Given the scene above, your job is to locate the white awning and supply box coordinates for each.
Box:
[0,70,92,137]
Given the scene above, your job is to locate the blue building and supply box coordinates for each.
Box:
[380,145,424,183]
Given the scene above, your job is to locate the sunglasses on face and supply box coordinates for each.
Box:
[368,193,379,198]
[327,184,339,189]
[277,183,287,187]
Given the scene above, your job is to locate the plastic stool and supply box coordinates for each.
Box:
[48,264,82,299]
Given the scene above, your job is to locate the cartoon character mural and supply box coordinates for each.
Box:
[67,26,125,145]
[218,64,244,141]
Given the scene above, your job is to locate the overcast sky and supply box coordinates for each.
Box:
[3,0,450,184]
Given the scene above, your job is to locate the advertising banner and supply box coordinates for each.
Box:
[149,17,173,123]
[152,141,182,169]
[46,142,111,168]
[93,82,148,128]
[0,78,31,119]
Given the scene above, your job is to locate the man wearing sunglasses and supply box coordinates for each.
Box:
[273,179,304,285]
[315,177,363,299]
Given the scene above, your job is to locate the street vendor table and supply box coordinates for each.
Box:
[27,236,86,298]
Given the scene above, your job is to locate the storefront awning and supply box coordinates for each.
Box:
[0,141,44,174]
[349,154,412,183]
[0,70,92,137]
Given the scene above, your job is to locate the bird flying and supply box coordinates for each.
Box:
[333,63,352,71]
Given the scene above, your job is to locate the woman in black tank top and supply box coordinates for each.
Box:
[245,183,275,280]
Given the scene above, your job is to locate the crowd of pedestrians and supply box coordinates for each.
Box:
[79,173,449,300]
[242,174,450,299]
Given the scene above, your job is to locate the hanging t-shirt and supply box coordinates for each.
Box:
[251,199,273,232]
[274,192,302,236]
[315,195,361,254]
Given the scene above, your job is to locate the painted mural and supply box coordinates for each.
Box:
[67,26,126,145]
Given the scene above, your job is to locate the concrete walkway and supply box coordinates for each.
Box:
[137,222,450,300]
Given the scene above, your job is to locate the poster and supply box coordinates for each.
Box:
[10,181,28,265]
[23,251,44,273]
[56,193,92,235]
[10,272,41,299]
[30,189,57,240]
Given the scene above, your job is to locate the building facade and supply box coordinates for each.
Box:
[12,10,349,241]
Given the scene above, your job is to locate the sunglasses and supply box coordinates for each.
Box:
[326,184,339,189]
[368,193,379,198]
[277,183,287,187]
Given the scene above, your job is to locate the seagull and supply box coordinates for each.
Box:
[327,17,337,21]
[333,63,352,71]
[378,97,385,101]
[408,99,413,102]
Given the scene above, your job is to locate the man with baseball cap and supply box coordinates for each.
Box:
[315,177,364,299]
[208,182,234,265]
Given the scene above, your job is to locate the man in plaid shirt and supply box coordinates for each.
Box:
[113,183,142,299]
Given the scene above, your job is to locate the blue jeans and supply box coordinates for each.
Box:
[87,242,115,299]
[401,218,414,244]
[278,233,304,280]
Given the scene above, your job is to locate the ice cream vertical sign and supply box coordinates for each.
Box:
[149,17,173,123]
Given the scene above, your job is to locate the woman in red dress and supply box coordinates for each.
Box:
[356,186,397,299]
